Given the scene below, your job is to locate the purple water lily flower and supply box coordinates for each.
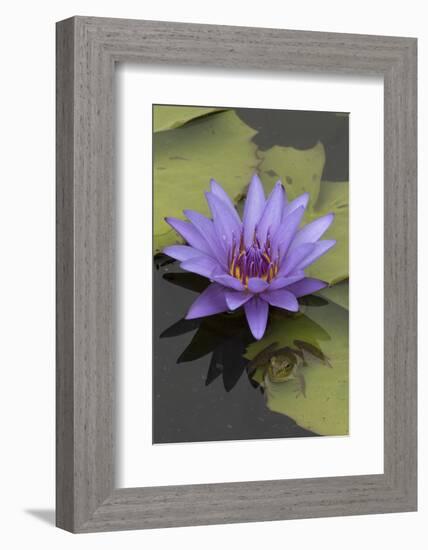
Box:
[163,175,335,340]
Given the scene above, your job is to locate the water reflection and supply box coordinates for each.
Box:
[161,312,254,392]
[158,254,332,397]
[153,255,338,443]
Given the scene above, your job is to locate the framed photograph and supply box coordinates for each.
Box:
[56,16,417,532]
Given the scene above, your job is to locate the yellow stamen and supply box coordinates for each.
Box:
[263,252,271,264]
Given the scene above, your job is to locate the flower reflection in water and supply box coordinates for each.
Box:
[160,263,331,395]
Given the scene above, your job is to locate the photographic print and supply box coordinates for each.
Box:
[152,105,349,444]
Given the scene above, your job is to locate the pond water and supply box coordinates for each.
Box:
[152,108,349,443]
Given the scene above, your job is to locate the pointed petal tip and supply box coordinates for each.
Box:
[183,208,210,222]
[163,244,203,262]
[286,277,329,298]
[273,180,284,192]
[165,215,182,227]
[209,178,220,191]
[248,173,266,194]
[244,297,269,340]
[314,277,329,288]
[248,324,266,340]
[296,192,309,203]
[250,172,262,182]
[321,212,335,228]
[185,283,229,319]
[184,308,199,320]
[164,216,178,229]
[295,192,310,211]
[319,238,336,249]
[272,180,286,198]
[184,310,206,321]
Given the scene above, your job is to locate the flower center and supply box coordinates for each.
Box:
[229,233,279,286]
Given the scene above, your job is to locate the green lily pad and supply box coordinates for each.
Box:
[246,302,349,436]
[258,142,326,207]
[153,110,258,252]
[318,279,349,310]
[153,105,225,132]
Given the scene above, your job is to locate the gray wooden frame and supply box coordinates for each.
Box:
[56,16,417,533]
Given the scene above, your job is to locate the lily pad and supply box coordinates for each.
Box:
[258,142,326,207]
[154,110,258,251]
[246,302,349,436]
[318,279,349,310]
[153,106,225,132]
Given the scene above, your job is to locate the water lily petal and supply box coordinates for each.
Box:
[165,217,210,253]
[184,209,228,267]
[271,206,305,261]
[268,272,305,290]
[293,240,336,271]
[280,243,316,276]
[206,191,242,249]
[224,289,252,310]
[244,296,269,340]
[163,244,206,262]
[185,283,228,319]
[282,192,309,221]
[247,277,269,293]
[212,273,246,291]
[290,213,334,250]
[243,173,266,247]
[285,277,328,297]
[210,179,242,225]
[261,288,299,312]
[256,182,285,245]
[181,256,220,278]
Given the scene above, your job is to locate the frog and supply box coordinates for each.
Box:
[266,349,307,397]
[247,340,331,399]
